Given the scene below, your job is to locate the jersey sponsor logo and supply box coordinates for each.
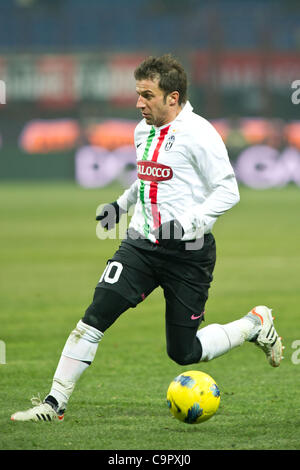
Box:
[165,134,175,151]
[137,160,173,182]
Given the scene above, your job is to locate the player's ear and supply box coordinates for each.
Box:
[168,91,179,106]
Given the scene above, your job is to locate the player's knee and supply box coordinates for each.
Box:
[83,303,102,331]
[167,347,195,366]
[82,287,131,332]
[167,333,202,366]
[83,294,113,332]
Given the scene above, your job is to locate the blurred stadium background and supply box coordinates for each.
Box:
[1,0,300,451]
[0,0,300,189]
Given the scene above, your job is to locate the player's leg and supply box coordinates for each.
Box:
[197,305,283,367]
[11,243,158,422]
[162,233,283,368]
[165,300,283,368]
[164,302,263,366]
[45,255,157,412]
[166,322,203,365]
[44,287,132,415]
[162,266,207,365]
[161,233,215,366]
[10,287,132,422]
[196,313,260,361]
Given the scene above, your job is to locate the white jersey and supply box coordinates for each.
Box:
[117,101,240,243]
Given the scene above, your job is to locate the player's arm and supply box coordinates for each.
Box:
[116,178,139,212]
[177,128,240,240]
[96,180,139,230]
[96,122,142,230]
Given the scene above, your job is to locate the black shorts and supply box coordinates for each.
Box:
[96,233,216,328]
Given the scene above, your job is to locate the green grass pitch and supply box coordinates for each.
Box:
[1,181,300,450]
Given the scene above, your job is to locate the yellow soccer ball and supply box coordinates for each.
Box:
[167,370,220,424]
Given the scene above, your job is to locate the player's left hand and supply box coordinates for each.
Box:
[153,219,185,249]
[96,201,126,230]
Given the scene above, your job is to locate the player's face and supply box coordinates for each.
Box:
[136,78,179,128]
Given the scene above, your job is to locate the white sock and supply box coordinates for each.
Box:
[61,319,103,362]
[47,357,90,410]
[46,320,104,410]
[197,316,260,362]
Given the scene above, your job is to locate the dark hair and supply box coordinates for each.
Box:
[134,54,187,105]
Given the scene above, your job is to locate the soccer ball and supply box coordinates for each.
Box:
[167,370,220,424]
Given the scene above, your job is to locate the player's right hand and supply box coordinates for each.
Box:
[96,201,125,230]
[153,219,185,249]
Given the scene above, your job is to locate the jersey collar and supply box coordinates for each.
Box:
[153,101,193,131]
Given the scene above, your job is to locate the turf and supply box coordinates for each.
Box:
[0,181,300,450]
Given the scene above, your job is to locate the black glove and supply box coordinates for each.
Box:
[96,201,126,230]
[153,219,185,249]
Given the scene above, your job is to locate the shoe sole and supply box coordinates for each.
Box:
[11,414,64,422]
[11,411,64,422]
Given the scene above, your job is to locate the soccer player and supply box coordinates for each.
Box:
[11,55,283,422]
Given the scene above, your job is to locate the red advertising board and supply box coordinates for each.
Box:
[193,51,300,90]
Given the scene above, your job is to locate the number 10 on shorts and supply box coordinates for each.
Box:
[99,261,123,284]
